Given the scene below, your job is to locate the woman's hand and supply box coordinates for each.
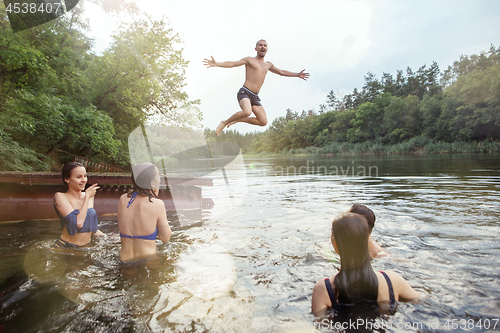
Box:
[93,230,107,239]
[85,183,100,199]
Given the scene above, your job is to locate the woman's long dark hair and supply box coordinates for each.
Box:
[130,163,159,202]
[332,213,378,304]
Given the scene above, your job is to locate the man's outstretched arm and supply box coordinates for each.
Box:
[269,63,310,80]
[204,56,248,68]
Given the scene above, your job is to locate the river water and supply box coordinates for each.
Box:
[0,154,499,332]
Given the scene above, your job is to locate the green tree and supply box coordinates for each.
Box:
[92,16,201,141]
[349,93,391,143]
[442,44,500,86]
[0,3,120,167]
[285,108,298,122]
[421,94,443,139]
[382,95,421,143]
[443,48,500,140]
[0,131,49,171]
[269,116,287,133]
[330,109,356,142]
[0,1,200,170]
[361,72,383,103]
[1,91,120,158]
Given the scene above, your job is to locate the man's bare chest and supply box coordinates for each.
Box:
[246,60,271,75]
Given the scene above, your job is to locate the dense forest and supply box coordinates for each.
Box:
[0,0,201,171]
[207,45,500,155]
[1,1,499,172]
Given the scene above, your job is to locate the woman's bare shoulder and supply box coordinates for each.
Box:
[151,197,166,208]
[53,191,67,203]
[381,270,420,299]
[312,277,333,315]
[381,270,401,280]
[313,278,328,292]
[117,192,132,207]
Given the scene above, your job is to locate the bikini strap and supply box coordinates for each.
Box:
[324,278,337,306]
[379,271,396,305]
[127,191,138,208]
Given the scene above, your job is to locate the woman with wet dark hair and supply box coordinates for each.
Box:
[117,162,172,262]
[53,162,105,249]
[311,213,419,314]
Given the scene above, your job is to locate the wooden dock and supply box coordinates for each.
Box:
[0,172,213,223]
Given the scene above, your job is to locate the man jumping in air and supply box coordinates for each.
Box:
[204,39,310,135]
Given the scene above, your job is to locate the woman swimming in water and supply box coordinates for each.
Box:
[117,163,172,262]
[53,162,105,249]
[311,212,419,314]
[348,204,389,259]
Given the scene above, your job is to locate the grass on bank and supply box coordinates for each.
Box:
[244,136,500,157]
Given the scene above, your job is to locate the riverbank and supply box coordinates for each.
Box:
[243,137,500,157]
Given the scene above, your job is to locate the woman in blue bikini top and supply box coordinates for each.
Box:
[117,162,172,262]
[53,162,106,248]
[311,213,420,315]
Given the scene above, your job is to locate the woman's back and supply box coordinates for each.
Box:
[375,270,419,302]
[312,213,419,314]
[313,270,418,314]
[118,192,171,261]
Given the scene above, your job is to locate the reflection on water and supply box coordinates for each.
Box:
[0,153,499,332]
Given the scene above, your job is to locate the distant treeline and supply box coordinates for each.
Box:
[206,45,500,155]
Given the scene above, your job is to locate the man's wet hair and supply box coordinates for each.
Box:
[349,204,376,231]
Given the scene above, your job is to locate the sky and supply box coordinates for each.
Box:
[83,0,500,133]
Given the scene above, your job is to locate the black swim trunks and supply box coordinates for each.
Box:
[237,86,262,106]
